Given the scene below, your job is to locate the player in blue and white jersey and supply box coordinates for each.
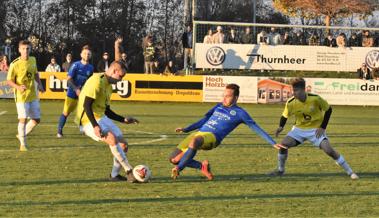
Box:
[169,83,284,180]
[57,45,94,138]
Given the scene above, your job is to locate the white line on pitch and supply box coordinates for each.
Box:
[0,111,7,116]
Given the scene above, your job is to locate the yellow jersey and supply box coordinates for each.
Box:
[75,73,112,126]
[7,56,38,103]
[282,93,330,129]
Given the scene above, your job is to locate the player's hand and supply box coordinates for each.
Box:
[121,144,128,153]
[124,116,139,124]
[175,127,184,133]
[75,89,81,96]
[38,84,45,93]
[17,85,26,93]
[115,37,123,44]
[316,128,325,138]
[275,126,284,137]
[273,143,288,150]
[93,125,102,138]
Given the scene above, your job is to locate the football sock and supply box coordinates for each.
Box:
[111,157,122,178]
[185,159,202,169]
[109,144,132,172]
[17,122,26,146]
[57,114,67,134]
[25,120,38,135]
[278,153,287,172]
[177,148,197,171]
[336,155,353,175]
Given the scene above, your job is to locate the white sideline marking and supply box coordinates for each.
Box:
[0,111,7,116]
[0,124,168,152]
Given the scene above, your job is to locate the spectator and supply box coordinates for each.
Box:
[240,27,254,44]
[362,30,374,47]
[212,26,225,44]
[225,28,240,44]
[268,27,282,45]
[0,55,9,72]
[45,57,61,72]
[142,33,153,51]
[182,25,193,70]
[62,53,73,72]
[336,33,347,47]
[348,33,361,47]
[152,60,161,74]
[257,30,268,45]
[97,52,111,72]
[120,52,131,71]
[323,33,337,47]
[308,33,320,46]
[143,40,155,74]
[282,32,292,45]
[163,60,177,75]
[357,63,374,80]
[203,29,213,44]
[292,31,306,45]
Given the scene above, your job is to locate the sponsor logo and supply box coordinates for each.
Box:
[206,46,225,66]
[365,50,379,69]
[230,110,236,116]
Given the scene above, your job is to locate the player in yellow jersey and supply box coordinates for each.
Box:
[75,40,139,182]
[7,40,45,151]
[269,78,359,180]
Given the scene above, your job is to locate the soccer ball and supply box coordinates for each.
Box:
[132,165,152,183]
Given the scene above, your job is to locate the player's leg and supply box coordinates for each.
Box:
[319,139,359,179]
[269,135,300,176]
[25,100,41,136]
[168,148,185,165]
[176,135,203,171]
[57,97,77,137]
[16,102,28,151]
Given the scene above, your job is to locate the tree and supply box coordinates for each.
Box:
[273,0,378,27]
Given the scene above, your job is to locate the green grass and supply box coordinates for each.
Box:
[0,99,378,217]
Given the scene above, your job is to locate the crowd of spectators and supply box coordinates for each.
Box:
[201,26,379,48]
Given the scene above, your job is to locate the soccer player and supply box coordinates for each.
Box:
[6,40,45,151]
[57,45,94,138]
[74,60,139,182]
[169,84,280,180]
[269,78,359,180]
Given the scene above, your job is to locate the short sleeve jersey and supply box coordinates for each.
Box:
[7,56,38,103]
[67,61,94,99]
[282,93,330,129]
[75,73,112,126]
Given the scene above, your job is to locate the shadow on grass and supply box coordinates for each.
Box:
[1,172,377,187]
[1,191,378,206]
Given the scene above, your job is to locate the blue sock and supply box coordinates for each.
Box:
[58,114,67,134]
[185,159,202,169]
[177,148,197,171]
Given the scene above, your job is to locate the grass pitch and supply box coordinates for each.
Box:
[0,99,378,217]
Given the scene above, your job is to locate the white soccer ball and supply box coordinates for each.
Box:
[132,164,152,183]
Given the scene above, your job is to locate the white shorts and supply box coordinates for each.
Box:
[82,116,123,142]
[287,126,328,147]
[16,100,41,119]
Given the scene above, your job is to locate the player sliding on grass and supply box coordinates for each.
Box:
[269,77,359,180]
[169,83,283,180]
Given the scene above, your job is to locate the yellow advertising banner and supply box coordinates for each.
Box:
[39,72,203,102]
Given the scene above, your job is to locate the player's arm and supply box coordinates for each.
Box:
[114,37,123,61]
[276,100,291,137]
[83,96,103,138]
[241,111,277,146]
[105,105,139,124]
[34,72,45,92]
[177,104,217,133]
[67,64,81,96]
[6,63,26,92]
[316,97,332,138]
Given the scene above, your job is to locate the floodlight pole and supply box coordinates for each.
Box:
[191,0,196,75]
[253,0,257,37]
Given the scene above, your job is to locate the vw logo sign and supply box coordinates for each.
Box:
[365,50,379,69]
[206,46,226,66]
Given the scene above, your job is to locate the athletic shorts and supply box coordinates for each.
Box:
[177,131,218,152]
[16,100,41,119]
[287,126,328,147]
[63,96,78,114]
[82,116,123,142]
